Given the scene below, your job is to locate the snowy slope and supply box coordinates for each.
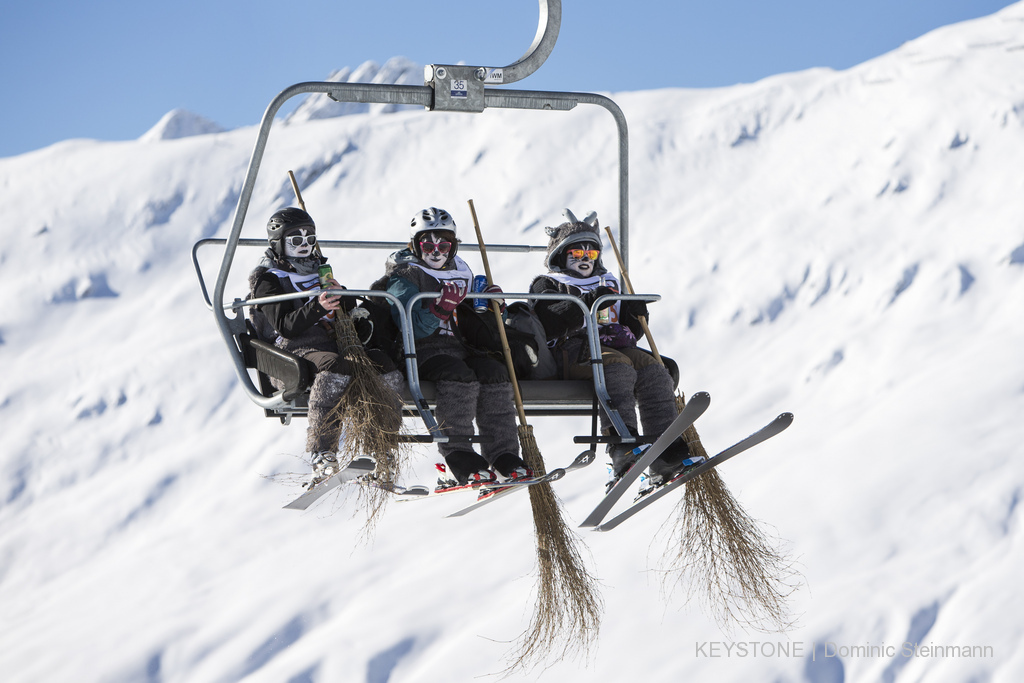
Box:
[2,4,1024,683]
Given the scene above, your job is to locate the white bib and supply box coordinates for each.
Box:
[266,268,334,335]
[547,271,621,325]
[411,256,475,336]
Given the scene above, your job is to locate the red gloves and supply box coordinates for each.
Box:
[483,284,506,313]
[429,281,467,320]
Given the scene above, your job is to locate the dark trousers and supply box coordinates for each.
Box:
[301,348,396,376]
[418,354,509,384]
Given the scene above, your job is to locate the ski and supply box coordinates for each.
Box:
[368,480,431,499]
[446,449,597,518]
[283,456,376,510]
[396,462,571,505]
[579,391,711,529]
[593,411,794,532]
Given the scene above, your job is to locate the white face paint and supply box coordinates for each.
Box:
[418,231,453,269]
[565,242,599,277]
[283,227,316,259]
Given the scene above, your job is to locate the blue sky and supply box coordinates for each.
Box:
[0,0,1015,158]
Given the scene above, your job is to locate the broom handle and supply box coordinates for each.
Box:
[468,200,529,427]
[287,170,306,212]
[287,170,329,263]
[604,226,663,364]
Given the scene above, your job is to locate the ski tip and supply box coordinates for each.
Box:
[404,486,430,496]
[546,468,567,482]
[777,412,795,427]
[349,457,376,471]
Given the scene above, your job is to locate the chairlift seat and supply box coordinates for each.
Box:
[242,330,600,422]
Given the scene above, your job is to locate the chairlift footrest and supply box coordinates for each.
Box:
[398,434,495,444]
[572,435,655,445]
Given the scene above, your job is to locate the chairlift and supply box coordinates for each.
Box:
[191,0,670,448]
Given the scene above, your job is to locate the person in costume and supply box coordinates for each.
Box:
[529,209,702,489]
[249,207,403,486]
[377,207,531,489]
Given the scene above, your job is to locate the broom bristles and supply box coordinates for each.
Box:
[661,393,800,631]
[313,311,405,539]
[502,425,603,675]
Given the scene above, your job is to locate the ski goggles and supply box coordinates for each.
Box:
[420,240,452,254]
[285,234,317,247]
[566,248,600,260]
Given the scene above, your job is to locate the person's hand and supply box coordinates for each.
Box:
[429,281,467,319]
[585,285,619,311]
[318,278,343,311]
[622,298,650,321]
[483,284,505,313]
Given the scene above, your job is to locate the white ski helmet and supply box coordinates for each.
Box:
[410,207,456,241]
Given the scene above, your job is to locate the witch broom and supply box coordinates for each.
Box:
[469,200,602,672]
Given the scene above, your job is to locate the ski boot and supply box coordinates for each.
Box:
[307,451,341,489]
[435,450,496,492]
[604,443,649,493]
[636,441,706,498]
[491,453,534,483]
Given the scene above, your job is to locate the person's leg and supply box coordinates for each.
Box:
[466,356,527,479]
[567,344,640,477]
[618,348,696,480]
[305,370,351,481]
[420,354,491,484]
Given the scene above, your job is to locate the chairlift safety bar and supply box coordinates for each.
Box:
[223,286,657,442]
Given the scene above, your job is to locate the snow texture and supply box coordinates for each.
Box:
[2,3,1024,682]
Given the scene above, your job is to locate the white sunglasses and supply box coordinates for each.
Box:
[286,234,316,247]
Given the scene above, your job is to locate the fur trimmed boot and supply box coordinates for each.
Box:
[434,379,480,458]
[635,364,692,479]
[380,369,406,435]
[305,372,351,454]
[600,362,640,477]
[635,364,678,439]
[476,382,521,466]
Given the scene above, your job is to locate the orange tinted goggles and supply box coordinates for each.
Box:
[567,248,600,260]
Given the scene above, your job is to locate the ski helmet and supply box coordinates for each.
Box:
[410,207,458,259]
[544,208,607,274]
[267,207,316,257]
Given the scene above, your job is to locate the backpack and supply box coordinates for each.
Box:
[505,302,557,380]
[455,302,548,380]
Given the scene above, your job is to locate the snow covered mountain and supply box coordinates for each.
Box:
[284,57,424,123]
[2,3,1024,683]
[140,109,227,142]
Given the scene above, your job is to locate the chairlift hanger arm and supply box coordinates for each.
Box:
[508,0,562,84]
[425,0,561,112]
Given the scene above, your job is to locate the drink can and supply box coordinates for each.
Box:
[596,276,611,324]
[472,274,489,312]
[318,264,334,289]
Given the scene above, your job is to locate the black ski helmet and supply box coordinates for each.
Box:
[267,207,316,257]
